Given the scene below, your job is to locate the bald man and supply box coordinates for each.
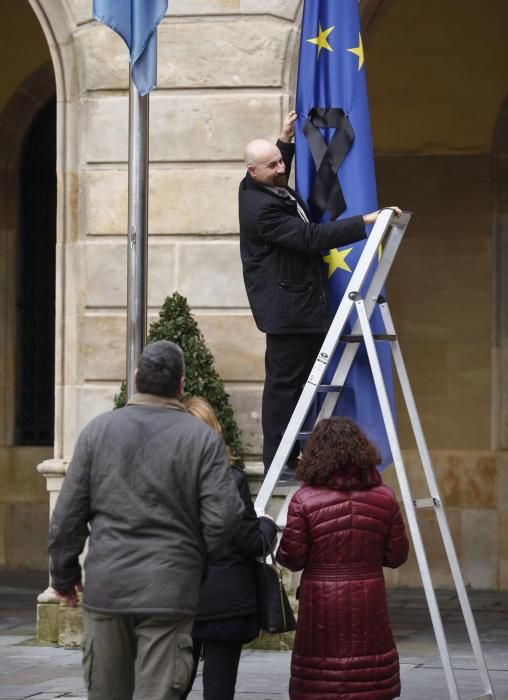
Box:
[239,111,383,477]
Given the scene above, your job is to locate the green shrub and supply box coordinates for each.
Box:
[114,292,244,466]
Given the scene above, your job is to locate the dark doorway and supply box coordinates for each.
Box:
[15,97,57,446]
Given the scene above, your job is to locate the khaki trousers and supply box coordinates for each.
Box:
[82,610,193,700]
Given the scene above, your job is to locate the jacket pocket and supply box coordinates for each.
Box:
[277,281,318,325]
[171,632,194,692]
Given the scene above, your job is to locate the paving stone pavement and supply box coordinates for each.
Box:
[0,571,507,699]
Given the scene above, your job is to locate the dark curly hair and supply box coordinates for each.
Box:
[296,417,381,487]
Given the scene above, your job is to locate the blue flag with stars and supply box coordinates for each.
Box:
[93,0,168,96]
[295,0,395,467]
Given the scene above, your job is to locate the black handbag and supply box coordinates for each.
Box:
[254,532,297,634]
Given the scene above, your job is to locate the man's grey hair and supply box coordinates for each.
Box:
[136,340,185,398]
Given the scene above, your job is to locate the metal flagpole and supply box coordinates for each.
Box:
[126,76,149,399]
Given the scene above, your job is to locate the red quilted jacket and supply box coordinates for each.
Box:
[277,470,409,700]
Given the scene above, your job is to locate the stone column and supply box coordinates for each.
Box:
[36,460,65,644]
[36,458,84,646]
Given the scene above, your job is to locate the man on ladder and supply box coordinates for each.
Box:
[238,110,400,478]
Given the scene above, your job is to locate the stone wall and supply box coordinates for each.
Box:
[382,451,507,590]
[53,0,301,461]
[0,447,51,570]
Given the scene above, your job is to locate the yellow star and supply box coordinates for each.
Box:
[347,33,364,70]
[323,248,354,278]
[307,23,335,58]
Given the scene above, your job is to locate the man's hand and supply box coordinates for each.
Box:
[279,110,298,144]
[363,206,402,225]
[55,582,83,607]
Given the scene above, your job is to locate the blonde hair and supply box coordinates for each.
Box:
[184,397,234,463]
[184,396,223,435]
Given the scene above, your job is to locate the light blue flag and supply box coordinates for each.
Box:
[93,0,168,95]
[295,0,395,467]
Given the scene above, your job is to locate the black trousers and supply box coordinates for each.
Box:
[262,332,326,473]
[181,638,242,700]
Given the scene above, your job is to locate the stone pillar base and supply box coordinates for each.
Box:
[36,585,83,647]
[36,602,60,644]
[58,605,83,647]
[36,603,84,647]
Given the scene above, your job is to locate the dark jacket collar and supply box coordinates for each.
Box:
[127,393,185,411]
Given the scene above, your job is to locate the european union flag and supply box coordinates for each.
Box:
[93,0,168,96]
[295,0,395,467]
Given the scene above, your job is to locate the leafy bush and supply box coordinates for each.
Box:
[114,292,244,465]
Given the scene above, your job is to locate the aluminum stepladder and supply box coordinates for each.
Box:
[254,208,495,700]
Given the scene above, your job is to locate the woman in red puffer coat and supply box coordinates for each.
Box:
[277,417,409,700]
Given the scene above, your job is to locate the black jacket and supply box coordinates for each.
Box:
[48,393,245,616]
[239,140,366,334]
[194,466,277,623]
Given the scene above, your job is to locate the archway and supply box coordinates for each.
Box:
[16,96,57,446]
[0,4,57,569]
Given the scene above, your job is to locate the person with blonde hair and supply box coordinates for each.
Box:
[184,396,224,443]
[182,397,277,700]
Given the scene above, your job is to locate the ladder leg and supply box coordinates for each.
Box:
[276,487,298,528]
[355,298,461,700]
[379,302,495,699]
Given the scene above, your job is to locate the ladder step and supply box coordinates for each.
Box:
[275,477,300,489]
[341,333,397,343]
[316,384,343,393]
[399,497,441,509]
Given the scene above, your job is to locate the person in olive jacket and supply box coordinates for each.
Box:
[277,417,409,700]
[48,342,245,700]
[181,397,278,700]
[239,110,399,475]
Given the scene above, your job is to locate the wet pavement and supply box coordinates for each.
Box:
[0,570,506,699]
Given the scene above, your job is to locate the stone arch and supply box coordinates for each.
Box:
[28,1,76,104]
[492,94,508,450]
[0,1,81,572]
[27,0,80,461]
[0,1,69,567]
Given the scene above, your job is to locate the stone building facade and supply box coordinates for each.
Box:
[0,0,507,591]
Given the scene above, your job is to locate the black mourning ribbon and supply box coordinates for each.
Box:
[303,107,355,220]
